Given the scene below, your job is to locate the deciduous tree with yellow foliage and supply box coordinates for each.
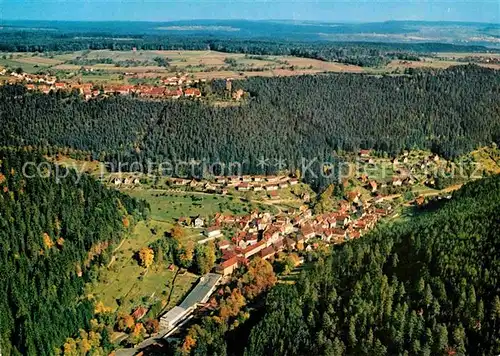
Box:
[138,247,154,268]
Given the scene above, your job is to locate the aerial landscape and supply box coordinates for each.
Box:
[0,0,500,355]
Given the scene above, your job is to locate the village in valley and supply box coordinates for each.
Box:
[37,84,499,352]
[64,142,500,352]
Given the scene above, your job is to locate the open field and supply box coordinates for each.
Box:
[384,58,500,72]
[13,56,64,66]
[385,59,465,70]
[2,49,499,82]
[435,52,500,59]
[469,146,500,175]
[0,58,44,74]
[89,220,198,314]
[46,155,104,175]
[123,188,274,223]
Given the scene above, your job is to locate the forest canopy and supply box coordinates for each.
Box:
[0,148,148,355]
[1,65,499,185]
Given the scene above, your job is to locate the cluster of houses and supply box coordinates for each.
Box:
[170,175,299,197]
[0,69,202,100]
[110,175,141,186]
[357,149,444,190]
[198,198,392,276]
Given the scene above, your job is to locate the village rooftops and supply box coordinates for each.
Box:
[241,240,266,258]
[331,228,347,237]
[184,88,201,97]
[221,249,238,261]
[259,246,276,259]
[218,256,239,270]
[285,237,297,249]
[301,225,315,239]
[160,273,222,330]
[206,226,222,238]
[131,306,148,321]
[218,240,231,249]
[237,182,250,190]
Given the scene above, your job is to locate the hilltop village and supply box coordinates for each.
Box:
[1,68,246,101]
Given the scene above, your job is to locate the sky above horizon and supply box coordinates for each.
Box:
[0,0,498,23]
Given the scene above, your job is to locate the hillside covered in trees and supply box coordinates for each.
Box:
[0,149,148,355]
[179,174,500,355]
[1,65,499,185]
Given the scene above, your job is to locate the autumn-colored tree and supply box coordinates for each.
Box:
[241,257,277,299]
[181,334,197,355]
[314,184,335,214]
[56,237,65,247]
[176,241,194,269]
[116,314,135,332]
[63,338,78,356]
[42,232,54,249]
[138,247,154,268]
[280,253,300,274]
[181,324,203,354]
[128,323,146,345]
[94,301,112,315]
[219,288,246,321]
[77,334,91,355]
[144,319,160,335]
[194,242,216,274]
[206,241,216,270]
[122,216,130,228]
[171,223,185,241]
[63,329,103,356]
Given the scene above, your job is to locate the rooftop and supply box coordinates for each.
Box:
[179,273,222,309]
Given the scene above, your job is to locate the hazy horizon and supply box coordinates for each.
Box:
[1,18,499,25]
[1,0,498,24]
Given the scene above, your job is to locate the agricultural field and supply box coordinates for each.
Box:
[434,52,500,59]
[8,49,500,83]
[384,58,467,71]
[1,49,364,80]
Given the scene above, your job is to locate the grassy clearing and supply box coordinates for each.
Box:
[0,58,43,74]
[14,56,64,66]
[123,189,272,223]
[2,49,365,80]
[46,155,104,175]
[385,59,464,71]
[435,52,500,59]
[89,220,198,314]
[469,146,500,175]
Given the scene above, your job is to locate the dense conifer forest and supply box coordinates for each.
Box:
[182,174,500,355]
[1,65,499,185]
[0,149,148,355]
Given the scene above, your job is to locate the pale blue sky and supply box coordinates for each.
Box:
[0,0,498,23]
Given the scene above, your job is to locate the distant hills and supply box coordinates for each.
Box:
[1,19,499,47]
